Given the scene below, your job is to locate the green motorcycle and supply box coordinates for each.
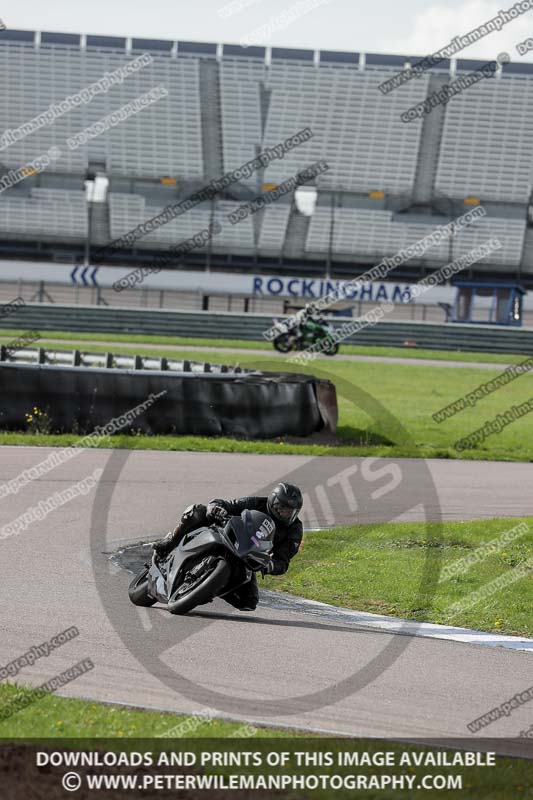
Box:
[272,316,339,356]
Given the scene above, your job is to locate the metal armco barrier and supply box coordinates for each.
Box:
[0,363,338,438]
[2,302,533,354]
[0,345,248,374]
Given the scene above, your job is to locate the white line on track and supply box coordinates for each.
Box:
[262,591,533,653]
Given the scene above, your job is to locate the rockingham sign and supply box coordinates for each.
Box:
[1,261,460,306]
[251,275,438,305]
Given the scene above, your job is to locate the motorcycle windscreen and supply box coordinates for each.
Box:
[225,509,275,557]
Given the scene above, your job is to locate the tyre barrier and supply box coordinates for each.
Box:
[0,362,338,438]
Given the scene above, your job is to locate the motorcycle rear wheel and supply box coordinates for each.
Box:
[168,557,232,615]
[273,334,292,353]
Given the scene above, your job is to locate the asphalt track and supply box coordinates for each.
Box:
[1,446,532,754]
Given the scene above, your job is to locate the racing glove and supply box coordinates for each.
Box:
[207,503,230,526]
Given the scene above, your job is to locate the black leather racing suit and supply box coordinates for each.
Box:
[157,497,303,610]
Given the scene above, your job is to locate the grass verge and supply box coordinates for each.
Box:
[0,329,272,352]
[0,431,443,459]
[264,517,533,638]
[0,686,292,738]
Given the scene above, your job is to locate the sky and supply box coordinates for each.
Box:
[2,0,533,63]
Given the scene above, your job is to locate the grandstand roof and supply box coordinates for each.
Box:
[2,29,528,76]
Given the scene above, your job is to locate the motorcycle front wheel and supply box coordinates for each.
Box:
[322,339,339,356]
[128,565,157,607]
[168,556,232,615]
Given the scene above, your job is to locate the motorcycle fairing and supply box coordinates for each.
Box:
[147,510,275,604]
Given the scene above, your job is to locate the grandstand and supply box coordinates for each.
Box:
[1,29,533,286]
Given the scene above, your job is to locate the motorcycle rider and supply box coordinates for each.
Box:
[294,303,325,345]
[152,483,304,611]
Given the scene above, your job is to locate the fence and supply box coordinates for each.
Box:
[0,279,450,323]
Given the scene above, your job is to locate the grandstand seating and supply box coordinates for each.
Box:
[262,60,427,194]
[0,35,203,179]
[215,202,254,251]
[436,74,533,204]
[109,193,211,246]
[109,194,254,251]
[220,56,265,182]
[258,202,291,253]
[0,30,532,277]
[0,188,87,239]
[306,207,526,267]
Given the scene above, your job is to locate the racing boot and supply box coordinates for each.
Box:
[152,526,181,561]
[152,504,208,561]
